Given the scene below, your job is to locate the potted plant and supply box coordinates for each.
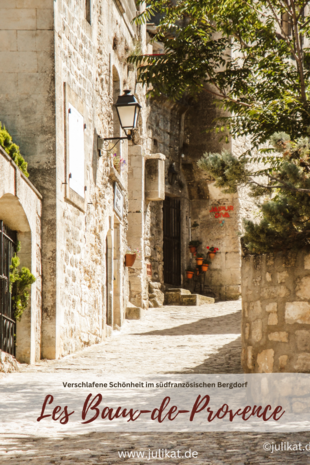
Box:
[201,256,211,272]
[196,253,204,266]
[206,246,219,260]
[189,240,201,254]
[125,247,140,267]
[186,266,195,279]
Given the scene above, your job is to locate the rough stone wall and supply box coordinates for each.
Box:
[52,0,145,357]
[0,0,55,361]
[0,0,149,359]
[145,100,190,300]
[242,250,310,373]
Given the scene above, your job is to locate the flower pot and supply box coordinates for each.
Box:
[209,252,216,260]
[189,246,197,254]
[125,253,136,267]
[196,257,203,265]
[186,271,194,279]
[201,264,209,272]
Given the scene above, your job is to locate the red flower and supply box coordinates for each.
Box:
[206,246,209,249]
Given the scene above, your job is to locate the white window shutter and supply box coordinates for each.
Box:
[68,104,85,198]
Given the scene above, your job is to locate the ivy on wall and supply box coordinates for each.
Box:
[0,123,29,177]
[9,242,36,322]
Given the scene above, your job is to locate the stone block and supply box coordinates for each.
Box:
[285,302,310,324]
[251,319,262,342]
[261,285,290,299]
[296,276,310,300]
[17,31,36,51]
[257,349,274,373]
[126,306,144,320]
[0,9,36,30]
[224,284,241,300]
[0,351,20,373]
[0,31,17,51]
[145,158,165,201]
[266,272,272,282]
[16,0,54,7]
[268,313,278,325]
[294,353,310,372]
[37,9,54,30]
[304,254,310,270]
[182,294,215,306]
[279,355,288,371]
[0,73,18,95]
[17,73,50,96]
[245,323,250,340]
[295,330,310,352]
[266,302,277,313]
[248,300,262,321]
[268,332,288,342]
[277,271,288,283]
[247,346,254,370]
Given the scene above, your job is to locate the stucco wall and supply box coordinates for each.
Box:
[242,250,310,373]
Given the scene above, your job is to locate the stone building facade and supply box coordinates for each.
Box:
[0,0,156,361]
[0,2,245,364]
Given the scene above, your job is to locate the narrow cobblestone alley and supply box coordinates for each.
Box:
[1,301,310,464]
[20,301,242,375]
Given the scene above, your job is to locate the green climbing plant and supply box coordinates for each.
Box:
[0,123,29,177]
[9,242,36,321]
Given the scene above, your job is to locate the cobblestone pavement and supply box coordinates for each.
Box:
[1,301,310,464]
[20,301,242,375]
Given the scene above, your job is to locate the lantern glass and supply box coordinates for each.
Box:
[115,90,141,131]
[117,105,139,130]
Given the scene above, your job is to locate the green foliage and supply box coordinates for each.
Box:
[9,242,36,321]
[197,151,248,193]
[189,240,202,247]
[0,123,29,177]
[130,0,310,145]
[203,257,211,265]
[186,266,195,272]
[198,133,310,252]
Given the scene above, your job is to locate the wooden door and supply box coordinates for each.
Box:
[163,197,181,286]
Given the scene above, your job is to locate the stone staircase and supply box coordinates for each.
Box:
[164,288,215,306]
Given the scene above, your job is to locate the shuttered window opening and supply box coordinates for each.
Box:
[68,103,85,198]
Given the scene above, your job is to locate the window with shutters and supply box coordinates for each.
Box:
[68,103,85,199]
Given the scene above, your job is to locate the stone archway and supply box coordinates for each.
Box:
[0,194,36,363]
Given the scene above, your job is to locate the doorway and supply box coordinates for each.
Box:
[163,197,181,286]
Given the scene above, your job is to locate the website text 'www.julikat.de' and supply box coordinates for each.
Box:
[118,449,198,460]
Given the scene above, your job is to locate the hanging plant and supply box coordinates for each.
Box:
[0,123,29,177]
[206,246,219,259]
[9,242,36,321]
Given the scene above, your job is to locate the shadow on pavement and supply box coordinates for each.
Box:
[133,310,241,337]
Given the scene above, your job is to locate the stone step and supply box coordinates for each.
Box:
[126,302,145,320]
[181,294,215,306]
[164,288,192,305]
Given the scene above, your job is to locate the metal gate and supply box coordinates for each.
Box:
[163,197,181,286]
[0,221,17,356]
